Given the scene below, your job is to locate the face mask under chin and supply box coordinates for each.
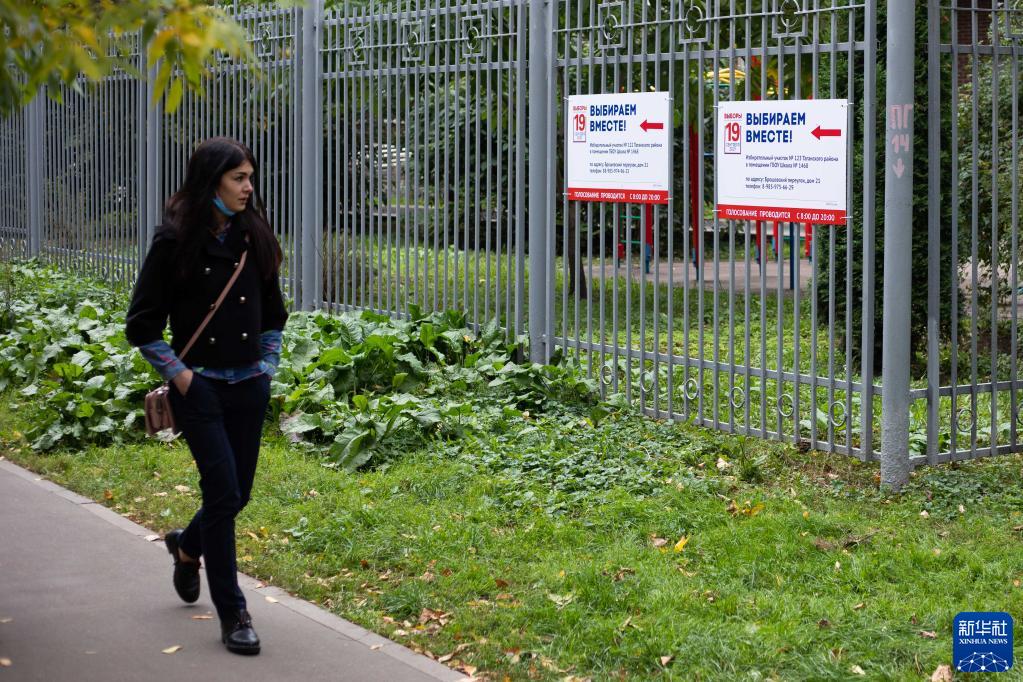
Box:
[213,195,237,217]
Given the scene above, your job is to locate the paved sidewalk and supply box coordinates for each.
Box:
[0,459,465,682]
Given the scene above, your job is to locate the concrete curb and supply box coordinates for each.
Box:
[0,457,466,682]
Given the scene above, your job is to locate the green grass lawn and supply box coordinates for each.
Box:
[3,393,1021,681]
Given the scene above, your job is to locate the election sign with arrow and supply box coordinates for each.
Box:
[716,99,850,225]
[566,92,672,204]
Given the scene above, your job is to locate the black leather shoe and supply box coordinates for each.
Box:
[164,529,200,604]
[221,609,261,655]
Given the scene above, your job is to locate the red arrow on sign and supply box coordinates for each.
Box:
[811,125,841,140]
[640,120,664,132]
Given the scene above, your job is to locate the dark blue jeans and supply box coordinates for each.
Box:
[168,372,271,621]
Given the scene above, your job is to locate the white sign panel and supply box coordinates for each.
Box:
[716,99,849,225]
[566,92,671,205]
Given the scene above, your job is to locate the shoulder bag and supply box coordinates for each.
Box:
[144,249,249,435]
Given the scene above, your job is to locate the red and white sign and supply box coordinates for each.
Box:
[566,92,671,205]
[716,99,849,225]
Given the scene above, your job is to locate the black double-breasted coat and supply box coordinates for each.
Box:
[125,223,288,368]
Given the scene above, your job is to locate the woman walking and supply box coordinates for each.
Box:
[126,137,288,655]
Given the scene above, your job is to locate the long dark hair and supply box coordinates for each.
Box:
[163,137,282,280]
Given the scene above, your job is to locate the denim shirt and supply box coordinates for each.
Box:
[139,331,281,384]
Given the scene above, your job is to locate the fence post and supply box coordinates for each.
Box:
[25,91,44,258]
[298,0,323,311]
[880,1,915,489]
[528,0,551,363]
[138,63,163,262]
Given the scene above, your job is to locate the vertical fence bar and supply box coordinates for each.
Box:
[26,91,44,258]
[299,0,323,310]
[145,64,163,251]
[926,0,941,461]
[861,0,878,460]
[880,0,915,489]
[528,0,551,363]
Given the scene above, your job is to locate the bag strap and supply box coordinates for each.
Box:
[178,249,249,362]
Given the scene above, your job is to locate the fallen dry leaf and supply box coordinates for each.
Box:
[421,571,436,583]
[1014,579,1021,588]
[651,536,668,548]
[538,656,565,672]
[133,496,146,503]
[803,510,810,519]
[103,490,114,500]
[0,658,10,667]
[161,645,182,655]
[853,602,865,610]
[716,457,731,470]
[174,485,190,493]
[931,664,953,682]
[370,644,383,651]
[727,499,765,517]
[920,510,930,518]
[264,596,279,604]
[850,664,865,675]
[144,534,160,542]
[818,619,831,628]
[0,618,12,624]
[495,578,510,588]
[609,567,635,582]
[919,630,937,639]
[673,536,690,553]
[191,614,213,620]
[659,655,674,666]
[547,593,575,609]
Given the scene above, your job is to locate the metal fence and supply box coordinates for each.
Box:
[925,0,1023,464]
[544,0,878,461]
[1,1,1020,479]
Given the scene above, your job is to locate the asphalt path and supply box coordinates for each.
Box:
[0,459,464,682]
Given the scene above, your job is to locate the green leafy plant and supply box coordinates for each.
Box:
[1,263,605,469]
